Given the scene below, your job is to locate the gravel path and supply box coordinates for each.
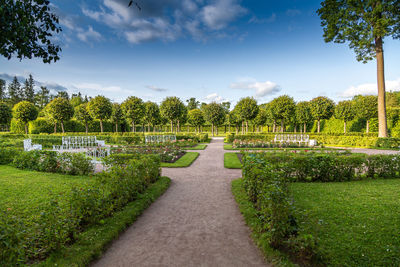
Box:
[93,138,268,267]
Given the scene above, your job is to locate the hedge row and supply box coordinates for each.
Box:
[0,154,161,265]
[227,133,400,149]
[241,152,400,264]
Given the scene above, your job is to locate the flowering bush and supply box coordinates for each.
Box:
[233,139,309,149]
[112,143,185,163]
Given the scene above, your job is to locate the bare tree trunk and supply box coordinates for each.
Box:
[246,121,248,133]
[294,125,297,133]
[177,120,180,133]
[132,121,135,133]
[375,36,388,137]
[273,121,276,133]
[54,122,57,134]
[61,121,65,133]
[281,120,284,133]
[170,121,173,132]
[216,125,218,135]
[25,123,28,134]
[212,123,214,136]
[317,119,321,133]
[366,120,370,133]
[100,120,104,133]
[304,123,306,133]
[241,121,244,134]
[344,121,347,134]
[85,122,88,134]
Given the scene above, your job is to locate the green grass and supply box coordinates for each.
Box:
[161,152,199,168]
[224,152,242,169]
[231,178,297,267]
[185,144,207,150]
[34,176,171,267]
[0,165,93,220]
[291,179,400,267]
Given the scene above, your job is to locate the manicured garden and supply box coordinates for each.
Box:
[235,151,400,266]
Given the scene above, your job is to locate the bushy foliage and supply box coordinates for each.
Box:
[0,154,160,265]
[87,96,112,133]
[12,101,38,134]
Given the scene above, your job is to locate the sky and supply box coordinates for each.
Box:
[1,0,400,107]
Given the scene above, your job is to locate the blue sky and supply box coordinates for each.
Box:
[1,0,400,107]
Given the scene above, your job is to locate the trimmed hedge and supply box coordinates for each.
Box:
[0,154,161,265]
[241,152,400,264]
[227,133,400,149]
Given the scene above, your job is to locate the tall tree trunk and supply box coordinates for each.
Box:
[375,36,388,137]
[241,121,244,134]
[216,125,218,135]
[54,122,57,134]
[25,123,28,134]
[132,121,135,133]
[61,121,65,133]
[212,123,214,136]
[246,121,248,133]
[344,121,347,134]
[177,120,180,133]
[317,119,321,133]
[115,122,119,133]
[304,123,306,133]
[273,121,276,133]
[366,120,370,133]
[170,121,173,132]
[294,125,297,133]
[100,120,103,133]
[281,120,284,133]
[85,122,89,134]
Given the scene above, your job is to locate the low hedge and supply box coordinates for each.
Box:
[228,133,400,149]
[0,154,161,265]
[241,152,400,264]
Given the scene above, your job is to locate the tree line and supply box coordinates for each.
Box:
[1,76,398,136]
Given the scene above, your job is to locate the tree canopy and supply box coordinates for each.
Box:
[295,101,313,132]
[334,100,355,133]
[310,96,335,133]
[235,97,259,133]
[160,97,185,132]
[270,95,295,132]
[88,96,112,133]
[121,96,145,132]
[12,101,37,134]
[203,102,225,136]
[187,109,205,131]
[1,0,62,63]
[354,95,378,133]
[75,103,92,134]
[46,97,74,133]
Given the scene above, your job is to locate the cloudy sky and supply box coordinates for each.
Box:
[1,0,400,106]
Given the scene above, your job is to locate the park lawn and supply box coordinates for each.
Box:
[224,153,242,169]
[161,152,199,168]
[291,179,400,267]
[0,165,94,221]
[185,144,207,150]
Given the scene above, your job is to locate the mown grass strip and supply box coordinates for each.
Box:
[161,152,199,168]
[231,178,296,267]
[224,152,242,169]
[34,176,171,267]
[185,144,207,150]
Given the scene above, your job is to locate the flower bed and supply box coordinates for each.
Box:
[232,138,311,149]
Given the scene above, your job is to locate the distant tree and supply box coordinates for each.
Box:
[8,76,23,105]
[75,103,92,134]
[46,97,74,133]
[310,96,335,133]
[35,86,50,108]
[188,109,205,132]
[252,107,268,132]
[57,91,69,100]
[121,96,145,133]
[0,79,6,101]
[160,97,185,132]
[203,102,225,136]
[0,0,62,63]
[23,74,35,102]
[270,95,296,132]
[295,101,313,133]
[88,96,112,133]
[70,93,84,107]
[12,101,38,134]
[354,95,378,133]
[143,101,161,132]
[221,102,231,113]
[334,100,355,133]
[0,102,12,130]
[111,103,124,133]
[228,110,242,134]
[386,92,400,108]
[186,97,200,110]
[317,0,400,137]
[235,97,259,133]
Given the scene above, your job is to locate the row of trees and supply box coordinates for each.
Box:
[0,89,382,135]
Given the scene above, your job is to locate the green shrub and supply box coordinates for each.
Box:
[0,154,161,265]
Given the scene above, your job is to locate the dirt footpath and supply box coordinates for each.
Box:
[92,138,268,267]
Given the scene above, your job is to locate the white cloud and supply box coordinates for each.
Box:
[201,0,247,30]
[340,79,400,98]
[204,93,226,103]
[77,26,102,43]
[249,13,276,24]
[82,0,247,44]
[230,79,281,97]
[146,85,167,92]
[71,83,132,102]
